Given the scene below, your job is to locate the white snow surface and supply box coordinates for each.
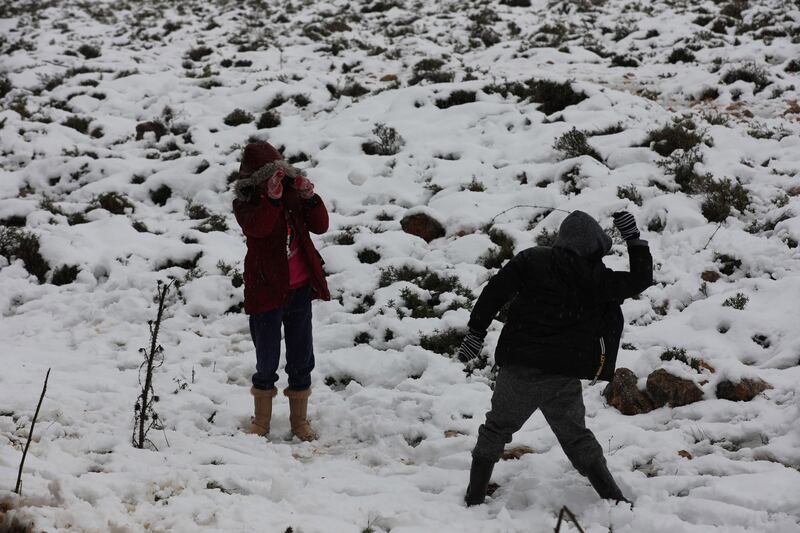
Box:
[1,0,800,531]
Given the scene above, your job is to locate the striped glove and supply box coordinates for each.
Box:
[612,211,640,241]
[457,328,486,364]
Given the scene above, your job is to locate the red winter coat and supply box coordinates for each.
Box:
[233,186,330,314]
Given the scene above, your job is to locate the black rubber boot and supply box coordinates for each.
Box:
[464,457,495,506]
[585,462,630,503]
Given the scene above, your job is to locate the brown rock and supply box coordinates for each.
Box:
[701,270,721,283]
[400,212,445,243]
[380,74,398,82]
[603,368,655,415]
[716,378,773,402]
[502,445,535,460]
[646,369,704,408]
[678,450,693,460]
[136,121,167,141]
[444,430,465,438]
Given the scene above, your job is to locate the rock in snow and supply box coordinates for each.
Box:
[603,368,655,415]
[646,369,704,408]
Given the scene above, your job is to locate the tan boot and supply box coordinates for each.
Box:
[247,386,277,436]
[284,387,318,441]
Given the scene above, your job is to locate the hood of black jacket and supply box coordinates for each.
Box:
[553,210,612,259]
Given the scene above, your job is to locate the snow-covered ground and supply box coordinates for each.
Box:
[1,0,800,531]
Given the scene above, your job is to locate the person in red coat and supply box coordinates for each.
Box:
[232,141,330,441]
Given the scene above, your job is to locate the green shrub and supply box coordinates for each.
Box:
[51,264,79,285]
[77,44,101,59]
[187,204,211,220]
[149,185,172,206]
[409,58,453,85]
[357,248,381,264]
[480,227,515,268]
[435,90,477,109]
[197,214,228,233]
[0,75,12,98]
[722,292,748,310]
[536,228,558,246]
[721,62,770,93]
[0,227,50,283]
[553,127,602,161]
[354,331,372,345]
[362,123,404,155]
[223,109,254,127]
[94,192,133,214]
[667,48,696,63]
[256,110,281,129]
[700,178,751,222]
[646,117,707,157]
[611,54,639,67]
[713,253,741,275]
[483,78,587,115]
[660,347,708,372]
[340,81,370,98]
[419,327,465,356]
[62,116,92,134]
[617,185,643,206]
[657,148,706,193]
[187,46,213,61]
[380,266,473,298]
[785,59,800,73]
[157,252,202,271]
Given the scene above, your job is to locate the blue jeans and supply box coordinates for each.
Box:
[249,285,315,391]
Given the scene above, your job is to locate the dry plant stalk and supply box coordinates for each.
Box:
[14,368,51,495]
[554,506,585,533]
[132,280,174,450]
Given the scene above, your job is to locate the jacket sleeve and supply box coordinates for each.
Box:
[233,194,283,239]
[467,253,526,333]
[303,194,329,234]
[593,241,653,302]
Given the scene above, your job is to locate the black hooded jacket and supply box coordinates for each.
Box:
[468,211,653,381]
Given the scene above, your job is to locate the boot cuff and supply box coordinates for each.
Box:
[251,386,278,398]
[283,387,312,399]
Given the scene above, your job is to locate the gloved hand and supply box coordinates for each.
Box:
[612,211,640,241]
[457,328,486,364]
[266,168,285,200]
[293,175,315,200]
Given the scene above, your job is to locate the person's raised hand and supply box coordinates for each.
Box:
[612,211,640,241]
[266,168,285,199]
[294,175,315,200]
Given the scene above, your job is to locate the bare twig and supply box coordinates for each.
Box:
[490,204,571,225]
[15,368,51,495]
[702,222,723,250]
[133,280,174,449]
[554,506,586,533]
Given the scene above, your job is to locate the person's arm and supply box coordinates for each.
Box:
[593,241,653,301]
[233,194,283,239]
[467,255,525,333]
[457,253,525,365]
[593,212,653,301]
[303,194,329,234]
[294,175,329,234]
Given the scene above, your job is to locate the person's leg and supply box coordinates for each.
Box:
[283,285,315,391]
[247,309,283,435]
[250,310,283,390]
[540,378,628,502]
[282,285,317,441]
[467,366,543,505]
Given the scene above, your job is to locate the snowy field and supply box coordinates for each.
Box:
[1,0,800,531]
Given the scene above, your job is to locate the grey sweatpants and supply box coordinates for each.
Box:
[472,365,605,475]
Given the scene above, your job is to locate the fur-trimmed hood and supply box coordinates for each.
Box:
[233,159,303,202]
